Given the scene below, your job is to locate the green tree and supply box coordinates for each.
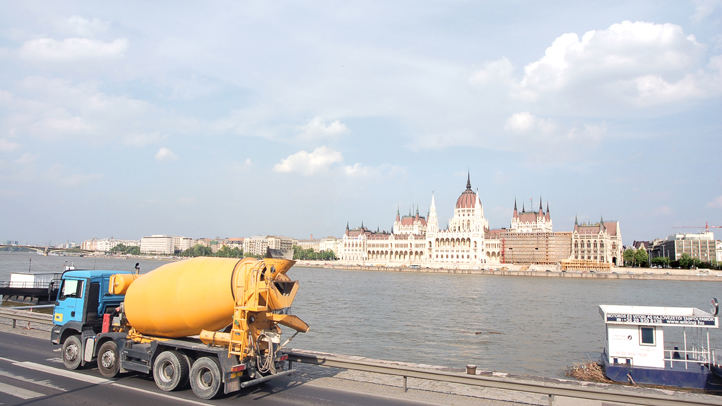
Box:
[679,253,693,269]
[623,248,636,266]
[634,249,649,267]
[181,244,213,257]
[651,256,670,268]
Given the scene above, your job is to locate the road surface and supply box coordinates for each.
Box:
[0,331,432,406]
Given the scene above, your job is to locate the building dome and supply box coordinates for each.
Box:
[455,174,477,209]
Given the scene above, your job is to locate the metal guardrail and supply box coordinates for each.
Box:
[286,349,722,406]
[0,311,718,405]
[0,308,53,328]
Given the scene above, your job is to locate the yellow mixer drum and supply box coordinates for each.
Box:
[124,257,245,337]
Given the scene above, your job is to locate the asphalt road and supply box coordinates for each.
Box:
[0,332,424,406]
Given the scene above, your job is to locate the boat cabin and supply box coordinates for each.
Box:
[599,303,722,390]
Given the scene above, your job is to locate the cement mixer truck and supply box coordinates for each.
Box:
[50,256,309,399]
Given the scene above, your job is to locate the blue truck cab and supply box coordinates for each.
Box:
[51,269,131,370]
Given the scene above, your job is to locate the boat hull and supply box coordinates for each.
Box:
[602,356,722,391]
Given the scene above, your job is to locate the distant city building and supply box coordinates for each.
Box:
[650,231,717,263]
[296,240,320,251]
[224,238,244,248]
[717,241,722,263]
[510,198,552,233]
[243,236,293,256]
[319,237,340,254]
[632,241,651,250]
[571,218,623,265]
[172,236,193,253]
[81,238,139,252]
[140,235,174,255]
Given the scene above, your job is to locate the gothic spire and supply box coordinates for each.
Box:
[539,196,543,212]
[574,215,578,226]
[466,171,471,190]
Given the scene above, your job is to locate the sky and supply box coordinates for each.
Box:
[0,1,721,246]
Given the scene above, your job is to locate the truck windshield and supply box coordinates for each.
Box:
[60,279,84,300]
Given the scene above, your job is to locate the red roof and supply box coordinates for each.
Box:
[400,216,427,226]
[574,221,619,236]
[516,212,543,222]
[456,189,477,209]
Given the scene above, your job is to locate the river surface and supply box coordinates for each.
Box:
[2,251,721,378]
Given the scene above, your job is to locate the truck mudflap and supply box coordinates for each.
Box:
[50,325,61,345]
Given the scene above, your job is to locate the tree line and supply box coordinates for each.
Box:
[292,246,337,260]
[623,248,720,270]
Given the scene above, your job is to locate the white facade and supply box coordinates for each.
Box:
[341,175,500,267]
[172,236,193,253]
[81,238,139,252]
[717,240,722,263]
[243,236,294,256]
[571,219,623,265]
[510,199,552,233]
[140,235,174,255]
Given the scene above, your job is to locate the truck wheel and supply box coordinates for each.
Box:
[62,335,82,370]
[153,350,189,391]
[97,341,120,378]
[189,357,222,399]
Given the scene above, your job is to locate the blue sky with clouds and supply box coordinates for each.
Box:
[1,1,721,245]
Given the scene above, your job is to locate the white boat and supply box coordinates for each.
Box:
[599,300,722,391]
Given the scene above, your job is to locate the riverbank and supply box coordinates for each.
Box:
[295,260,722,281]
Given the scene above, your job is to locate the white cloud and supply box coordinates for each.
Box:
[707,195,722,208]
[516,21,714,105]
[469,57,514,86]
[692,0,722,22]
[0,138,19,152]
[20,37,128,61]
[504,112,555,133]
[15,153,36,164]
[298,117,349,140]
[155,147,178,161]
[343,163,404,178]
[2,77,193,144]
[64,16,109,37]
[273,146,343,175]
[123,132,167,147]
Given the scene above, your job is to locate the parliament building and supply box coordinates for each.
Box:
[340,174,622,268]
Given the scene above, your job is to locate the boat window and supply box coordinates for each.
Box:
[640,326,655,345]
[59,279,84,300]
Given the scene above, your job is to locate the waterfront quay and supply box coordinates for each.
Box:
[297,260,722,281]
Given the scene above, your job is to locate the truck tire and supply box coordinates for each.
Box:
[97,341,120,378]
[189,357,222,399]
[153,350,189,392]
[62,335,82,370]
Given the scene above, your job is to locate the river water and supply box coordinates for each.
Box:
[2,251,721,378]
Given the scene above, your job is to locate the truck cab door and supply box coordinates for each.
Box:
[53,278,86,326]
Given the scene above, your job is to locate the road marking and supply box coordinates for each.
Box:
[10,360,211,405]
[0,368,67,391]
[0,381,44,400]
[14,361,109,384]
